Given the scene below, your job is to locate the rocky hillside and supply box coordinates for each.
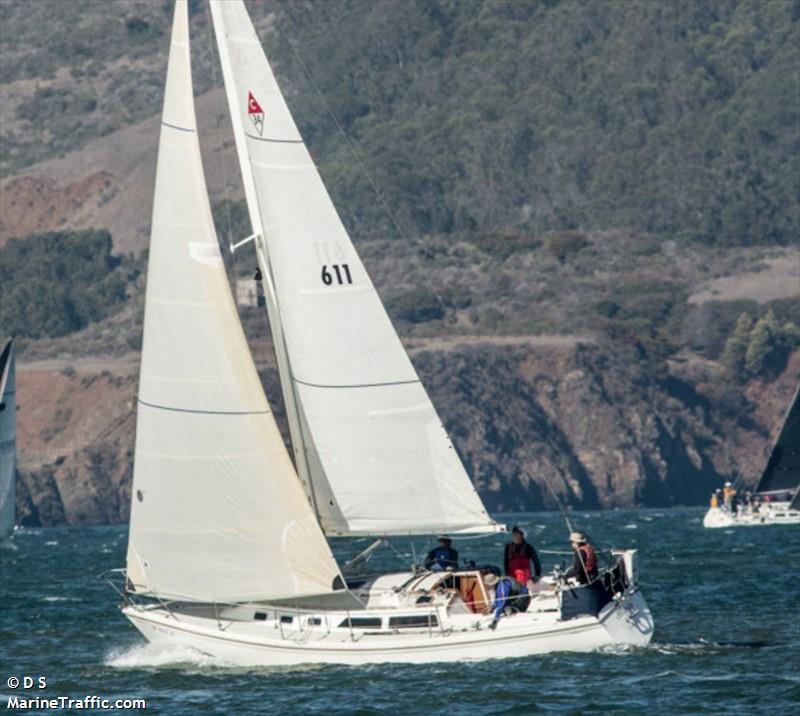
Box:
[13,338,799,526]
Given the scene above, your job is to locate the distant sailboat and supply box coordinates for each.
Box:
[116,0,653,665]
[704,384,800,528]
[0,338,16,540]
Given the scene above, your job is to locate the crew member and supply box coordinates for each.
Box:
[564,531,598,585]
[484,572,531,629]
[424,537,459,571]
[710,491,719,508]
[503,525,542,585]
[722,481,737,510]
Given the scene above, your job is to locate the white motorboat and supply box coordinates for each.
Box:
[704,384,800,528]
[115,0,654,665]
[0,338,16,541]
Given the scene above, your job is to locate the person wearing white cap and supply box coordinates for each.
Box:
[564,532,598,585]
[483,572,530,629]
[722,482,737,511]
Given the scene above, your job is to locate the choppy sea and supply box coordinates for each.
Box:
[1,508,798,714]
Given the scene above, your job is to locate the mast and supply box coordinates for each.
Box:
[208,1,321,517]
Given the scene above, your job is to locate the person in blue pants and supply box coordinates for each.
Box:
[484,572,531,629]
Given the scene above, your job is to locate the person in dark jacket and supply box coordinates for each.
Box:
[424,537,459,571]
[503,526,542,584]
[564,531,598,585]
[485,572,531,629]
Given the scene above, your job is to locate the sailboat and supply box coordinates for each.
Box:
[116,0,653,665]
[0,338,16,541]
[704,384,800,528]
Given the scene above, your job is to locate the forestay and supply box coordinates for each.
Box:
[126,0,341,603]
[0,339,15,540]
[210,0,501,536]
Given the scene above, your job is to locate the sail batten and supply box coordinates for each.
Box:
[125,0,341,603]
[209,0,501,537]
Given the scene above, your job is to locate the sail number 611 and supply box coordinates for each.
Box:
[321,264,353,286]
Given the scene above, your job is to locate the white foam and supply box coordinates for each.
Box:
[105,641,326,673]
[105,642,226,670]
[42,596,80,603]
[622,523,638,529]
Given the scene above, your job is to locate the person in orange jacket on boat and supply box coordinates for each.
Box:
[564,531,598,585]
[722,482,737,510]
[503,526,541,586]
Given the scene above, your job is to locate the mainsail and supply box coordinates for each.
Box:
[755,384,800,497]
[0,338,15,540]
[210,0,501,537]
[126,0,341,603]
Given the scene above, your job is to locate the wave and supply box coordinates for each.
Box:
[104,642,324,674]
[105,642,231,670]
[646,638,776,656]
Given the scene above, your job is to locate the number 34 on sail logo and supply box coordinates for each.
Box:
[247,91,265,135]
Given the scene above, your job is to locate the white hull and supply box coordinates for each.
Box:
[122,588,653,666]
[703,503,800,528]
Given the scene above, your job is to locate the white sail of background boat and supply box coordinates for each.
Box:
[118,0,653,665]
[0,338,15,541]
[704,384,800,528]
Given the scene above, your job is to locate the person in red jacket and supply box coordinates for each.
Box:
[503,526,541,585]
[564,531,598,585]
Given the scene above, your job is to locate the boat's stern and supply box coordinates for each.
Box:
[600,588,654,647]
[558,549,654,648]
[606,549,654,646]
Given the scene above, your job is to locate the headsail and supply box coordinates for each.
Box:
[755,384,800,497]
[0,339,15,540]
[209,0,501,536]
[126,0,341,603]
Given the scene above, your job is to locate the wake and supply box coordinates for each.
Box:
[104,642,323,673]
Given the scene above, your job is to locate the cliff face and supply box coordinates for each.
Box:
[14,343,798,526]
[419,344,799,512]
[15,361,136,526]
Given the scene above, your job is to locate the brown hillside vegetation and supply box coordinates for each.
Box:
[0,89,241,253]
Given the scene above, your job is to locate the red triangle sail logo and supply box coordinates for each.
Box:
[247,91,265,136]
[248,91,264,115]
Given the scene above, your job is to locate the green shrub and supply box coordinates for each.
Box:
[469,231,542,260]
[721,309,799,382]
[545,231,589,263]
[385,289,445,323]
[0,230,129,339]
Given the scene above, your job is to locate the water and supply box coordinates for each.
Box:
[2,508,798,714]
